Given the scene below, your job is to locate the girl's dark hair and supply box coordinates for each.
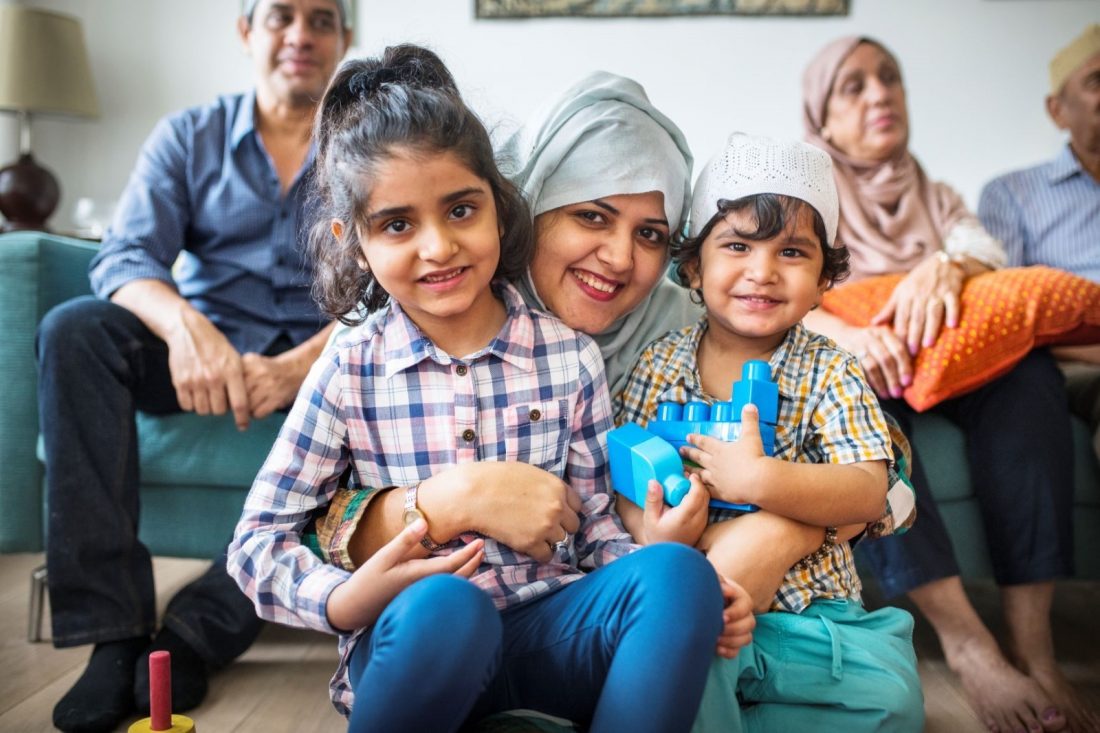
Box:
[308,44,533,322]
[673,194,850,297]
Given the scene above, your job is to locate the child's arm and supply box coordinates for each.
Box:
[327,519,485,632]
[567,341,641,567]
[227,354,362,633]
[682,403,887,526]
[615,477,709,546]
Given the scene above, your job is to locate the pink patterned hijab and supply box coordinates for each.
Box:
[802,36,970,282]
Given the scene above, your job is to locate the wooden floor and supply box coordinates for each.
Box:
[0,552,1096,732]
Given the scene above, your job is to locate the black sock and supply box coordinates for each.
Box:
[133,627,209,714]
[53,637,147,733]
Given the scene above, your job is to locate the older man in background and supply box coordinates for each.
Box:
[980,24,1100,468]
[37,2,350,731]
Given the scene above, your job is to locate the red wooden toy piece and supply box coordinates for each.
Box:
[127,650,196,733]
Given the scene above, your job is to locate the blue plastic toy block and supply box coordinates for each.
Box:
[609,360,779,513]
[607,423,692,508]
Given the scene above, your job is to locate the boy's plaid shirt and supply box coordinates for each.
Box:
[615,318,894,613]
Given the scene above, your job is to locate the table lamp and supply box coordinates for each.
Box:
[0,5,98,232]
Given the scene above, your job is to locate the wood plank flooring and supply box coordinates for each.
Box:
[0,553,1096,732]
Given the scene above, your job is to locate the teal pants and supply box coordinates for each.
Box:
[693,600,923,733]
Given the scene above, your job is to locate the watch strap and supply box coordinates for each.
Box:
[405,483,445,552]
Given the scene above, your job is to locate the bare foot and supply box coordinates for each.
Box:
[1028,663,1100,733]
[947,635,1066,733]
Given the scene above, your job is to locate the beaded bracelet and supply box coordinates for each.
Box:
[793,526,838,571]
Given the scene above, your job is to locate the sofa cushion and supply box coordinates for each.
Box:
[37,411,286,488]
[136,411,286,487]
[822,267,1100,411]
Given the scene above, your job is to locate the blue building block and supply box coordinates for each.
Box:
[607,423,691,508]
[609,360,778,513]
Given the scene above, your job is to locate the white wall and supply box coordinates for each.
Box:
[2,0,1095,232]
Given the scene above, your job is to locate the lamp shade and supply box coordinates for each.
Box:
[0,5,98,117]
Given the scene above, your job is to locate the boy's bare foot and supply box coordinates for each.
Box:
[1027,662,1100,733]
[947,634,1066,733]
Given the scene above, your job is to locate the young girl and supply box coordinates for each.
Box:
[616,133,923,732]
[226,45,728,733]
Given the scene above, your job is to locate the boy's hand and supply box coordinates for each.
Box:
[327,519,485,632]
[680,404,770,505]
[715,574,755,659]
[642,474,709,546]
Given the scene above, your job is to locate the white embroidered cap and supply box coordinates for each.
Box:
[689,132,839,247]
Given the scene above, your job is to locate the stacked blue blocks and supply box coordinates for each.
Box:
[609,360,778,512]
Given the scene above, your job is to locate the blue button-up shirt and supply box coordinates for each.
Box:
[89,91,325,354]
[978,144,1100,285]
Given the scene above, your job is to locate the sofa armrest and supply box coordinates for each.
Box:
[0,231,98,552]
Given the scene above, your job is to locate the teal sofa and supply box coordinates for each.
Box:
[0,231,287,638]
[1,232,1097,588]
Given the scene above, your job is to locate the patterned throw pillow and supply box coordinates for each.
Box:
[820,266,1100,411]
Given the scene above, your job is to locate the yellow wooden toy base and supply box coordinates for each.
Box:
[127,713,195,732]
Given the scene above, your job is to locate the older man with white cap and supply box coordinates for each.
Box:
[978,24,1100,733]
[979,26,1100,457]
[38,2,350,731]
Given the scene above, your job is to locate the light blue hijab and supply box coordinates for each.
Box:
[500,71,701,395]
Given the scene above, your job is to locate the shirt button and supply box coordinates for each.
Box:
[456,365,468,376]
[462,429,476,442]
[280,209,289,219]
[529,408,541,421]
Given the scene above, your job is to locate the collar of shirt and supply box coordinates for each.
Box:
[660,317,809,402]
[1048,143,1086,185]
[377,280,538,376]
[230,89,259,152]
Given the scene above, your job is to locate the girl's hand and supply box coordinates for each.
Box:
[327,519,484,632]
[442,462,583,563]
[680,405,770,506]
[843,325,912,400]
[871,253,964,357]
[641,474,709,546]
[715,574,755,659]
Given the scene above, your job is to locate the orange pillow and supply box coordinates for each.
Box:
[820,266,1100,411]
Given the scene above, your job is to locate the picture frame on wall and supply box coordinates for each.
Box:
[476,0,849,19]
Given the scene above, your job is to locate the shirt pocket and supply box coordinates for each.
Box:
[498,399,570,474]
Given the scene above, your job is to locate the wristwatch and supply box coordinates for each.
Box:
[403,483,446,552]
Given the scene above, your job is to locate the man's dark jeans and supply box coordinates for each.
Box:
[36,296,263,665]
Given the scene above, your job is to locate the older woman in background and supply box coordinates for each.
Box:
[801,35,1096,733]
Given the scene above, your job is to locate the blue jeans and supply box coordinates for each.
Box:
[36,297,264,662]
[347,543,723,733]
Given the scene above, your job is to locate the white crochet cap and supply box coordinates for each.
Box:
[689,133,839,247]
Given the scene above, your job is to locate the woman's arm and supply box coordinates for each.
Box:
[345,462,585,567]
[804,308,913,399]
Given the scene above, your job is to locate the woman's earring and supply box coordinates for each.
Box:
[689,288,704,306]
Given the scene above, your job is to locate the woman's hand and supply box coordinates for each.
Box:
[842,324,913,400]
[327,519,484,632]
[427,462,583,563]
[715,575,755,659]
[872,253,965,357]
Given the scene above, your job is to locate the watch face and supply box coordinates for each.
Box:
[402,507,425,527]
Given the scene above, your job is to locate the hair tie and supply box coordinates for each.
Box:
[348,67,400,98]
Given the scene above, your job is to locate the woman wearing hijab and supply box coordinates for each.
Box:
[801,36,1095,733]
